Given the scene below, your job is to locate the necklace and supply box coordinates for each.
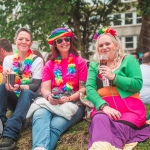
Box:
[54,53,76,92]
[12,49,33,97]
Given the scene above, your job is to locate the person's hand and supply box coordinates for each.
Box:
[47,94,61,105]
[59,96,70,104]
[2,69,12,79]
[5,83,19,92]
[102,105,122,120]
[100,65,115,81]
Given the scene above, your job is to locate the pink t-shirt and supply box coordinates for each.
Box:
[42,56,88,92]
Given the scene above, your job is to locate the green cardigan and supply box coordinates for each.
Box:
[86,54,143,110]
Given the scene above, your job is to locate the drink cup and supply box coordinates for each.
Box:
[99,55,109,87]
[7,73,16,87]
[100,55,108,66]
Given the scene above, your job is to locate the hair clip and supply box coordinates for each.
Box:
[93,27,116,40]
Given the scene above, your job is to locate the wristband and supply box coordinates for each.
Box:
[45,92,51,100]
[112,74,116,82]
[99,103,108,111]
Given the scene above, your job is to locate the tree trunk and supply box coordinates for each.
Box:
[137,15,150,53]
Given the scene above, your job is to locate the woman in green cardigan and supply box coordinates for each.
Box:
[87,27,150,150]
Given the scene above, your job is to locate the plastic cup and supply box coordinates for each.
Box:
[7,73,16,87]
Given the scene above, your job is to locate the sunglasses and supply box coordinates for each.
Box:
[56,37,71,44]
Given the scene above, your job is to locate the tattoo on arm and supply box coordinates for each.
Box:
[79,81,86,88]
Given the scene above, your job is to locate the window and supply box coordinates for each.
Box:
[125,13,133,25]
[136,13,142,24]
[125,37,134,48]
[113,14,122,26]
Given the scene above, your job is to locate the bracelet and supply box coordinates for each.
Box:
[112,74,116,82]
[99,103,108,111]
[45,92,51,100]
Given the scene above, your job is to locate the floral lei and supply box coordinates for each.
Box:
[12,49,33,97]
[54,53,76,92]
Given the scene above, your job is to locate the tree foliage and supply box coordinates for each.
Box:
[0,0,132,58]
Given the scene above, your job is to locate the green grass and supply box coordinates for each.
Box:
[13,104,150,149]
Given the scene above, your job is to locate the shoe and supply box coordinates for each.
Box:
[0,137,16,150]
[0,119,3,138]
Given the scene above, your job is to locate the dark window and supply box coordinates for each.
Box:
[113,14,122,26]
[125,13,133,25]
[125,37,133,48]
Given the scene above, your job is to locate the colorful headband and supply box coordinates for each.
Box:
[48,28,74,45]
[93,27,116,40]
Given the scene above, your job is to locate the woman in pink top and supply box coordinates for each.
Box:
[32,28,88,150]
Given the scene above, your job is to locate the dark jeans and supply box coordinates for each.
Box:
[0,84,37,140]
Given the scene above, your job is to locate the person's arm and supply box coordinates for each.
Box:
[86,62,106,110]
[66,80,86,101]
[41,80,52,100]
[114,55,142,93]
[2,56,12,84]
[68,57,88,101]
[26,57,44,92]
[18,79,42,92]
[41,60,54,101]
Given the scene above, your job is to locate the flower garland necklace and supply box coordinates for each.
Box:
[54,53,76,92]
[12,49,33,97]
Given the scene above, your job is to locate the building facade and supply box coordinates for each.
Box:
[111,3,142,53]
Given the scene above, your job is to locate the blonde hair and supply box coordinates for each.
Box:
[93,34,125,63]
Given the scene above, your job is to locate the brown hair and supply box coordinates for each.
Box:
[14,27,33,41]
[0,38,13,52]
[45,52,52,62]
[142,53,150,64]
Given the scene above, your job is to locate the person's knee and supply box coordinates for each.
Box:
[20,89,37,102]
[93,113,108,121]
[21,89,34,95]
[33,108,50,120]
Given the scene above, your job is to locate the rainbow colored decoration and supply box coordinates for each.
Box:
[93,27,116,40]
[48,28,74,45]
[54,54,76,92]
[12,49,33,97]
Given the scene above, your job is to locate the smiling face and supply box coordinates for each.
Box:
[55,36,71,55]
[97,34,118,61]
[14,31,32,53]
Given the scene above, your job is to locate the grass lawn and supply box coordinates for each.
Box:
[14,104,150,149]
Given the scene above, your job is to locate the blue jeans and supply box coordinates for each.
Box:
[32,105,85,150]
[0,84,37,140]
